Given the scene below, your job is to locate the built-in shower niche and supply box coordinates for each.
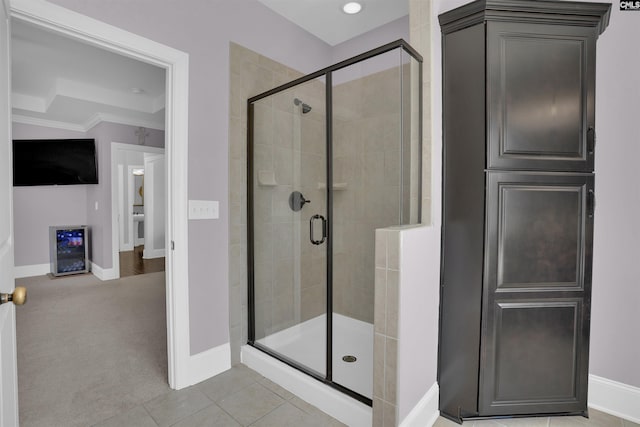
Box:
[247,40,422,407]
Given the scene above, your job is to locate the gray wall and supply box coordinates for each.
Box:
[45,0,334,355]
[12,122,164,268]
[85,121,164,269]
[588,4,640,388]
[12,123,88,267]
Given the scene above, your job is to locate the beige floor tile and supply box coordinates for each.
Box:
[144,388,212,427]
[92,405,157,427]
[493,416,550,426]
[257,376,295,400]
[218,383,284,426]
[250,402,309,427]
[434,416,463,426]
[197,364,260,402]
[172,404,241,427]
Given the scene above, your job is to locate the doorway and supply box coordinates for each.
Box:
[112,144,167,279]
[9,0,190,395]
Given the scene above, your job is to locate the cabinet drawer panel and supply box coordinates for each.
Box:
[487,23,596,172]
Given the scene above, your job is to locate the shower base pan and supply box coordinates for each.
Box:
[242,313,373,426]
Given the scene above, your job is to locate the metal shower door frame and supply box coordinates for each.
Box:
[247,39,423,406]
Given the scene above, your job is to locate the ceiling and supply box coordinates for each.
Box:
[257,0,408,46]
[11,20,166,132]
[11,0,408,131]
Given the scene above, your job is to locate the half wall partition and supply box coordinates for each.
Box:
[247,40,422,405]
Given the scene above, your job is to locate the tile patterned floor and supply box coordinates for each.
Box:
[90,363,638,427]
[434,408,640,427]
[92,364,346,427]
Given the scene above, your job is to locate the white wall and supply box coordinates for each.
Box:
[397,225,439,424]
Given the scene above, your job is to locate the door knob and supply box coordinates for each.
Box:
[0,286,27,306]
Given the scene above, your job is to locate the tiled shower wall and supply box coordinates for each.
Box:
[229,43,305,363]
[332,64,415,323]
[411,0,432,224]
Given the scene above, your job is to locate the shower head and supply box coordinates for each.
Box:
[294,98,312,114]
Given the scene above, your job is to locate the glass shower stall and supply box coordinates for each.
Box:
[247,40,422,404]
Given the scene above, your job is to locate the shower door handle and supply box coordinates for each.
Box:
[309,214,327,245]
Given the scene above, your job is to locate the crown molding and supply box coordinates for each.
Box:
[84,112,165,131]
[439,0,611,35]
[12,114,86,132]
[12,112,165,133]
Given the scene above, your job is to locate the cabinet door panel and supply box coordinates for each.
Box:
[498,183,584,289]
[493,300,580,402]
[480,172,593,416]
[487,23,596,172]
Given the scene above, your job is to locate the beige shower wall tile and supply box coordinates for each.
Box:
[385,337,398,404]
[375,229,388,269]
[373,397,384,427]
[373,334,386,400]
[230,42,259,72]
[383,399,397,427]
[386,270,399,339]
[387,229,400,271]
[273,109,294,148]
[301,283,325,321]
[252,103,274,146]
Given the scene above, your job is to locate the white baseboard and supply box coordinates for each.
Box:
[179,342,231,388]
[143,248,166,259]
[400,382,440,427]
[589,374,640,424]
[90,262,118,281]
[14,263,50,278]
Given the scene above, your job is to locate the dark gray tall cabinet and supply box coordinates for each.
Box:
[438,0,610,422]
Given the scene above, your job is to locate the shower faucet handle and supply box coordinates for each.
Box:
[289,191,310,212]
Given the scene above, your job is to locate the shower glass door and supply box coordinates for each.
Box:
[249,77,328,378]
[330,48,420,399]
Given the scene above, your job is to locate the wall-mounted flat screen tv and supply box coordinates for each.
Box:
[13,138,99,186]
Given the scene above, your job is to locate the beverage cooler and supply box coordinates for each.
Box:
[49,226,90,276]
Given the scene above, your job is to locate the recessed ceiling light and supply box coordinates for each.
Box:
[342,2,362,14]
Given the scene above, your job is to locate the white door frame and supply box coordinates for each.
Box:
[1,0,18,423]
[142,153,165,259]
[9,0,193,389]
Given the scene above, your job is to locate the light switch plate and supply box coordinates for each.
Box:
[189,200,219,220]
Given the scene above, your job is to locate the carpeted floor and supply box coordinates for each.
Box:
[16,271,169,427]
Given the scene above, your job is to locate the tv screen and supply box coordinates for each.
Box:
[12,139,99,186]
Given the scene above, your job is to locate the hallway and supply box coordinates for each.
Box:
[119,245,165,277]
